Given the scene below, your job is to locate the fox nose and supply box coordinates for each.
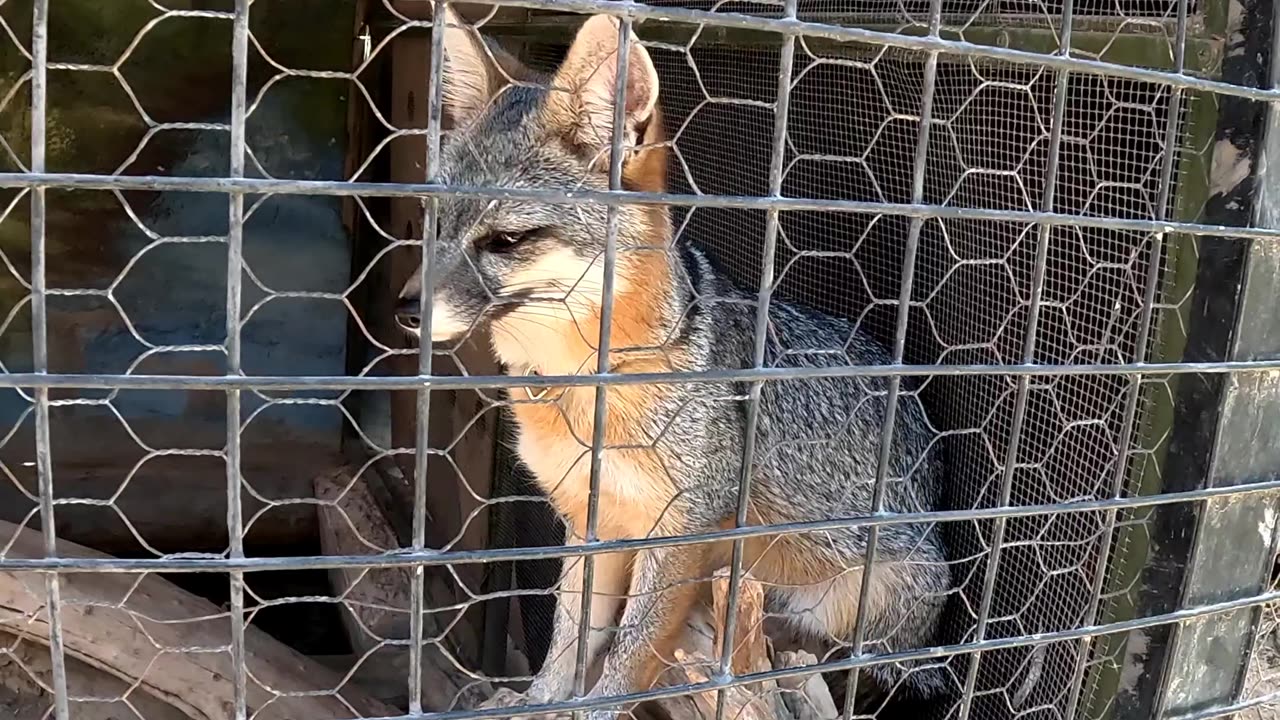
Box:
[394,300,422,332]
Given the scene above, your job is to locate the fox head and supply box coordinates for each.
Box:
[395,10,673,375]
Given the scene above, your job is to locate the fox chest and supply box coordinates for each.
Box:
[509,402,675,540]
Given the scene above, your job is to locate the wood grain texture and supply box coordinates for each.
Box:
[0,519,394,720]
[315,466,495,711]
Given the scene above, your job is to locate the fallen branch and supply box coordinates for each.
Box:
[0,519,396,720]
[775,652,839,720]
[0,631,190,720]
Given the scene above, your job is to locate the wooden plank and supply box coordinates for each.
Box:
[383,3,504,672]
[0,431,333,555]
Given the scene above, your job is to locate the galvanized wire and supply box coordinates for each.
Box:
[1058,0,1193,714]
[27,2,71,719]
[407,2,449,713]
[6,477,1280,574]
[571,7,633,708]
[3,0,1279,719]
[955,1,1077,716]
[713,3,797,718]
[840,0,943,711]
[225,2,251,719]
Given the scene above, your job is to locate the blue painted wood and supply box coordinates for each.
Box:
[0,0,362,553]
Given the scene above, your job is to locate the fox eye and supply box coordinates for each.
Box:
[478,229,539,254]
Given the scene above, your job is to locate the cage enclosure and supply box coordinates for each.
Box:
[1,0,1279,719]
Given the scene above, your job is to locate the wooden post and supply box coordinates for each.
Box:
[383,0,520,676]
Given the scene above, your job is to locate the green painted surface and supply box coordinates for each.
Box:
[467,15,1219,72]
[1078,73,1221,720]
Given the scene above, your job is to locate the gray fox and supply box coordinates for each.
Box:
[395,8,951,717]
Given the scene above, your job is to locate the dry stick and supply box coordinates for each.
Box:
[774,652,839,720]
[654,572,804,720]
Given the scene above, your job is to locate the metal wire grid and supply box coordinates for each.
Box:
[598,14,1193,716]
[425,11,1197,716]
[0,0,1277,720]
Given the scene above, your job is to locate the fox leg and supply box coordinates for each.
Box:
[524,542,631,704]
[584,541,710,720]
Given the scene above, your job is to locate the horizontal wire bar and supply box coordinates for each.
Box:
[324,583,1280,720]
[4,172,1280,242]
[5,476,1280,572]
[0,357,1272,392]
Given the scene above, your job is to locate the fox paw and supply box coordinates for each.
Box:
[481,688,528,709]
[478,689,575,720]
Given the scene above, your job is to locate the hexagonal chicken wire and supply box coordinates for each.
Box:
[0,1,1279,720]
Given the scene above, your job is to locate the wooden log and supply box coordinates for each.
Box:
[0,519,395,720]
[315,466,496,711]
[0,631,190,720]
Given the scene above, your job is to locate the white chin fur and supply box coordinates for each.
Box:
[400,325,464,344]
[428,301,470,343]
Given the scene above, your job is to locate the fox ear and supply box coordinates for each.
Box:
[549,15,659,162]
[437,5,528,126]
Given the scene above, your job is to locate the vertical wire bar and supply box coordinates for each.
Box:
[29,3,69,719]
[954,2,1075,718]
[409,2,448,713]
[839,0,943,714]
[712,4,797,719]
[226,1,250,718]
[1058,0,1188,716]
[573,7,633,701]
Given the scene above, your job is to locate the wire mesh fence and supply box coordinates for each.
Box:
[0,0,1278,720]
